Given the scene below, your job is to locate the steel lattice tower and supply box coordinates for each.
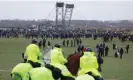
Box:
[64,4,74,28]
[55,2,64,28]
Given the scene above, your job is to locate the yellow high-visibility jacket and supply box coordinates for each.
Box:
[50,63,75,78]
[23,67,54,80]
[78,52,101,77]
[50,47,67,64]
[11,63,33,79]
[25,44,42,62]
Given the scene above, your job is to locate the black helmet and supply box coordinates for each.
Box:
[54,43,61,48]
[31,39,38,44]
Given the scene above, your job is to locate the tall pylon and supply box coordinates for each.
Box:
[55,2,64,28]
[64,4,74,28]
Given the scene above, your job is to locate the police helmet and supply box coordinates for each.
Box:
[54,43,61,48]
[31,39,38,44]
[85,47,92,52]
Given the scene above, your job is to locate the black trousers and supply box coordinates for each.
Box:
[120,53,123,59]
[24,59,27,63]
[98,64,102,72]
[126,49,129,54]
[27,60,41,68]
[105,51,108,56]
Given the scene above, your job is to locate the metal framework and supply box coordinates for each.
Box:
[64,4,74,28]
[55,2,64,28]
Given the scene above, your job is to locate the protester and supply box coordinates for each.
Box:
[42,38,46,48]
[114,46,119,58]
[120,48,124,59]
[105,45,109,56]
[97,55,104,72]
[67,40,69,47]
[126,44,129,54]
[38,40,42,49]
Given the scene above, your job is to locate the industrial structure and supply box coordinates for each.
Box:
[64,4,74,28]
[55,2,74,29]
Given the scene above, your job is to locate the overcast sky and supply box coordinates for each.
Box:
[0,1,133,20]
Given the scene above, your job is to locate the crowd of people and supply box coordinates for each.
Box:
[11,37,130,80]
[1,27,133,42]
[8,27,132,80]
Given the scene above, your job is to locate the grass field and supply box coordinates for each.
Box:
[0,38,133,80]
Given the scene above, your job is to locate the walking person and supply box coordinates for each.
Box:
[113,43,116,50]
[71,40,73,47]
[97,55,104,72]
[126,44,129,54]
[74,39,76,47]
[120,48,124,59]
[63,40,65,47]
[42,38,46,48]
[38,40,42,49]
[105,45,109,56]
[48,41,51,46]
[114,46,119,58]
[67,40,69,47]
[96,44,99,56]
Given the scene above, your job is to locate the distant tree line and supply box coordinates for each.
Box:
[0,19,133,28]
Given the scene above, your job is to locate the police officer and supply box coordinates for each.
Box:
[23,67,54,80]
[50,43,67,65]
[50,43,75,79]
[25,39,42,68]
[78,48,103,80]
[11,63,33,80]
